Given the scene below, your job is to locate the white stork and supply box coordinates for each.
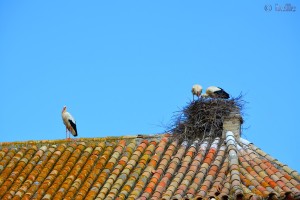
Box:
[191,84,203,101]
[61,106,78,139]
[202,86,230,99]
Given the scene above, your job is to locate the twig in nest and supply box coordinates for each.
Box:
[168,94,245,144]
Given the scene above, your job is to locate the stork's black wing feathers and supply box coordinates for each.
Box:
[68,119,78,136]
[216,87,230,99]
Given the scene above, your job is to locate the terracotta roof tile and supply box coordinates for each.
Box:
[2,146,40,199]
[161,141,197,199]
[96,139,136,199]
[0,134,299,200]
[75,142,115,200]
[61,142,105,200]
[184,138,220,199]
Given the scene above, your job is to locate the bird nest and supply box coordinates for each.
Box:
[169,95,245,143]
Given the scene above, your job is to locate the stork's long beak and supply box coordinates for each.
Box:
[62,106,67,113]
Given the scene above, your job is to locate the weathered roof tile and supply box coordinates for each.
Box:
[0,134,299,200]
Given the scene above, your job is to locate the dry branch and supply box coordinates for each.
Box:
[168,95,245,143]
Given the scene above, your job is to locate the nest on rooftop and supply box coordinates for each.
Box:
[169,94,245,143]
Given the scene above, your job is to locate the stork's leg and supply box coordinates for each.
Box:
[66,128,68,139]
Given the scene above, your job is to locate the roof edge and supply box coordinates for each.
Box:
[0,134,167,147]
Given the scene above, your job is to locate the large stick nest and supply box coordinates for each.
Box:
[169,95,245,143]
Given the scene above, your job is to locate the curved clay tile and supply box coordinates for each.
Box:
[0,133,298,200]
[1,146,39,199]
[74,142,116,200]
[185,138,220,199]
[96,140,136,199]
[226,132,243,199]
[13,146,54,200]
[43,143,87,199]
[128,137,169,200]
[162,140,197,199]
[152,141,188,199]
[63,142,106,199]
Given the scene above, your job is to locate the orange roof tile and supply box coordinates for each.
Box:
[0,134,299,200]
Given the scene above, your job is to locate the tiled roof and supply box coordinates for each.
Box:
[0,134,299,200]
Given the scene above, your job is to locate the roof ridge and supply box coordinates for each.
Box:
[0,134,166,147]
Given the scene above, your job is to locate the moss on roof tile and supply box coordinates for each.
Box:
[0,135,299,199]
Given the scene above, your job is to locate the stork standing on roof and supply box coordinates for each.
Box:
[62,106,78,139]
[202,86,230,99]
[191,84,203,101]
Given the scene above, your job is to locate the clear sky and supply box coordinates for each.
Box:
[1,1,299,172]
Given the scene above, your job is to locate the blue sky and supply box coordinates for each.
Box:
[1,1,299,172]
